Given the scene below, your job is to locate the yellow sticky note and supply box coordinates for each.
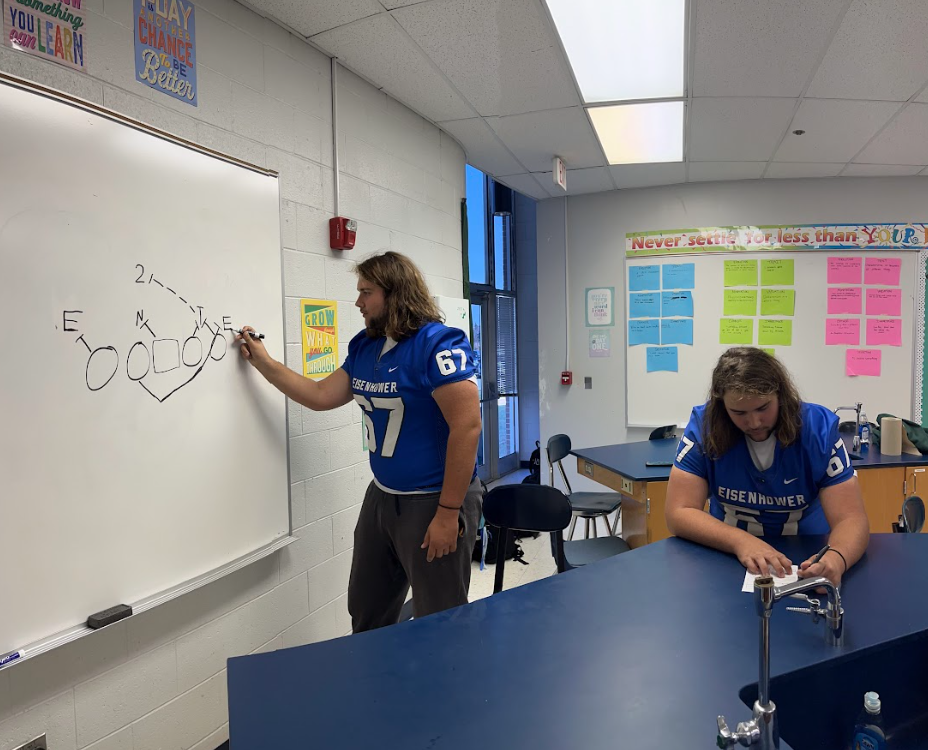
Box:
[759,319,792,346]
[762,348,776,357]
[724,289,757,316]
[724,259,758,287]
[760,289,795,316]
[720,318,754,344]
[761,259,795,286]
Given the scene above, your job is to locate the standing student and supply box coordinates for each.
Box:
[239,251,482,631]
[665,347,869,587]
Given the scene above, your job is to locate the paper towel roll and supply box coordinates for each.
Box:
[881,416,903,457]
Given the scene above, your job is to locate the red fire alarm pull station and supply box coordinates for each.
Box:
[329,217,357,250]
[561,371,572,385]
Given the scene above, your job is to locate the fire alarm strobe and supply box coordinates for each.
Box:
[329,216,357,250]
[561,371,572,385]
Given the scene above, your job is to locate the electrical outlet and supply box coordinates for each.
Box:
[15,735,46,750]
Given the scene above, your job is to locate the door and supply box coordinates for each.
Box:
[471,291,519,482]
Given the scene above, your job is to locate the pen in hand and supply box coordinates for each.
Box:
[810,545,830,566]
[235,328,265,340]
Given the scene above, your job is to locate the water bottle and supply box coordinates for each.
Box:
[859,410,870,452]
[851,691,886,750]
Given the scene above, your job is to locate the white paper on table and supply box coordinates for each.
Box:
[742,566,797,593]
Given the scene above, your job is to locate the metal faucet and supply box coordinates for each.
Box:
[834,403,862,450]
[716,575,844,749]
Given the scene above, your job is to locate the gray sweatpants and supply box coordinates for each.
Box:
[347,478,482,633]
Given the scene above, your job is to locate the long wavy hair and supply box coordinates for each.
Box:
[702,347,803,459]
[355,251,442,340]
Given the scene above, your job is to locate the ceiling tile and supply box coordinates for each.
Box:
[312,15,474,122]
[806,0,928,101]
[393,0,579,117]
[688,98,797,162]
[437,117,526,176]
[764,163,844,179]
[535,167,613,197]
[693,0,847,97]
[486,107,604,172]
[247,0,383,37]
[773,99,901,163]
[687,162,766,182]
[842,164,925,176]
[855,104,928,164]
[494,173,550,201]
[608,163,686,190]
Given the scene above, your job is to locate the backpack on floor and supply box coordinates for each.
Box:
[472,523,525,565]
[521,441,542,485]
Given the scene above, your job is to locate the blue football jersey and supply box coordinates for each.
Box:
[342,322,478,493]
[674,402,854,536]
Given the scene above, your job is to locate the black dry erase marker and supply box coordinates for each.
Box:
[236,329,265,340]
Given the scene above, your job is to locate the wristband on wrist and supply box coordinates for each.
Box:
[825,547,848,573]
[438,502,462,511]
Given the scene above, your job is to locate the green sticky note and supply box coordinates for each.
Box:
[760,289,795,316]
[720,318,754,344]
[723,289,757,316]
[761,259,795,286]
[758,319,792,346]
[724,259,758,287]
[762,348,775,357]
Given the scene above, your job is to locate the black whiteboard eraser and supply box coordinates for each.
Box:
[87,604,132,629]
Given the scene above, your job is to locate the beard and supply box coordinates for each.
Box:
[364,315,387,339]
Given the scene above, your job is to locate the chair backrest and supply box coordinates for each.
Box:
[649,425,676,440]
[483,484,573,593]
[903,495,925,534]
[546,434,573,492]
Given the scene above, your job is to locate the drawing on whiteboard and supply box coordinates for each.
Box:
[62,264,233,402]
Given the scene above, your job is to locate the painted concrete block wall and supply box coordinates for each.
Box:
[0,0,465,748]
[536,178,928,494]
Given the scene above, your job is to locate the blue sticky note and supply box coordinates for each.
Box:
[647,346,679,373]
[662,263,695,290]
[662,290,694,317]
[629,293,661,318]
[629,265,660,292]
[661,318,694,345]
[628,319,660,346]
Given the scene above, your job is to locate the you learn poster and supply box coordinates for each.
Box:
[3,0,88,72]
[134,0,197,106]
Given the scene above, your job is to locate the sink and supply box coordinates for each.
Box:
[739,632,928,750]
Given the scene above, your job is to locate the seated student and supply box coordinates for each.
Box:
[665,347,869,587]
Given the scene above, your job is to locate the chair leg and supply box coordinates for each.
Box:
[584,517,591,539]
[603,513,614,536]
[568,515,578,541]
[592,516,598,538]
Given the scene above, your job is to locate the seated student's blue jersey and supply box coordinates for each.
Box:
[674,402,854,536]
[342,321,478,493]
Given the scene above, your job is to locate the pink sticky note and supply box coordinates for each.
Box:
[866,318,902,346]
[828,257,862,284]
[846,349,881,377]
[866,288,902,316]
[825,318,860,346]
[864,257,902,286]
[827,287,862,314]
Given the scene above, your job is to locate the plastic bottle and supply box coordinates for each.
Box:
[852,691,886,750]
[859,410,871,452]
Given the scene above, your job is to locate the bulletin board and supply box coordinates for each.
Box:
[623,224,927,428]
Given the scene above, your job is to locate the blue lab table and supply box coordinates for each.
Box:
[227,534,928,750]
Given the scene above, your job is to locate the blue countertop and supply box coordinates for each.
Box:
[573,438,928,482]
[227,534,928,750]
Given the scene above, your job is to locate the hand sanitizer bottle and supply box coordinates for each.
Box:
[852,691,886,750]
[859,410,870,452]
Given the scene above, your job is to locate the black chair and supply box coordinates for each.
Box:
[649,425,676,440]
[482,484,631,594]
[546,434,623,540]
[903,495,925,534]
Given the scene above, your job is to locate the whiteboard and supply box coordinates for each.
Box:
[624,251,920,427]
[0,79,290,656]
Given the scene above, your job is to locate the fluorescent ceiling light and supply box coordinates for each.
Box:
[589,101,685,164]
[546,0,685,102]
